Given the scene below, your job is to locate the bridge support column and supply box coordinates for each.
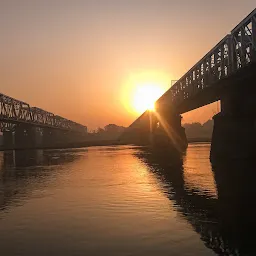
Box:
[210,87,256,163]
[14,125,42,149]
[3,131,14,150]
[120,109,187,153]
[119,111,156,145]
[152,112,187,153]
[211,115,255,161]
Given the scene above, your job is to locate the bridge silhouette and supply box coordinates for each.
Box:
[122,9,256,162]
[0,93,87,149]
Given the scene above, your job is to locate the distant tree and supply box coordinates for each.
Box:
[104,124,126,133]
[183,120,213,140]
[86,124,126,141]
[202,119,213,131]
[97,127,105,134]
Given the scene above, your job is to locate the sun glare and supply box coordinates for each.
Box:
[121,71,171,116]
[133,84,164,113]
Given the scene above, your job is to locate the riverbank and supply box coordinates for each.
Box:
[0,138,211,151]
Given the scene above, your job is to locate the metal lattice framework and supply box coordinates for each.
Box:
[158,9,256,109]
[0,93,87,133]
[0,122,15,132]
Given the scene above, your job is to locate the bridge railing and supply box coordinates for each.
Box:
[157,9,256,108]
[232,9,256,70]
[169,36,232,106]
[0,93,87,133]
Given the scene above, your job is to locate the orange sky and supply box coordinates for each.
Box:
[1,1,255,130]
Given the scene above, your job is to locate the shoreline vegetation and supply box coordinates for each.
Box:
[0,121,213,150]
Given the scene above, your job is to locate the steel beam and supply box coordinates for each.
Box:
[131,8,256,128]
[0,94,87,133]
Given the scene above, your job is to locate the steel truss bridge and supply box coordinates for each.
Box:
[0,93,87,133]
[158,8,256,113]
[126,9,256,161]
[130,8,256,126]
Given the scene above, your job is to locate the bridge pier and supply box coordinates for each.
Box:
[3,131,14,150]
[120,109,187,153]
[211,115,255,161]
[152,112,187,153]
[14,125,42,149]
[210,87,256,162]
[119,111,154,145]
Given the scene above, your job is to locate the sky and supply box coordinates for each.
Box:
[1,0,255,130]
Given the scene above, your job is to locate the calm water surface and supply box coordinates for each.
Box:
[0,144,255,255]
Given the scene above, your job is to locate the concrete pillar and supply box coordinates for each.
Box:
[3,131,14,150]
[210,87,256,163]
[211,114,255,162]
[119,111,158,146]
[14,125,42,149]
[120,109,187,153]
[152,111,187,153]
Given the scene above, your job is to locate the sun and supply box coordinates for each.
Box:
[121,71,171,116]
[133,83,165,113]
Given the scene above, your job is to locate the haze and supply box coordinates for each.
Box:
[1,0,255,129]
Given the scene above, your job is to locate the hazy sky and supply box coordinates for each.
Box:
[1,1,255,129]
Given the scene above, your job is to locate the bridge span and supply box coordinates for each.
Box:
[0,93,87,149]
[122,9,256,162]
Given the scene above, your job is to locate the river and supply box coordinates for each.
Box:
[0,144,254,255]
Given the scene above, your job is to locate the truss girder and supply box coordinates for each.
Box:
[0,94,87,133]
[0,122,15,132]
[157,9,256,108]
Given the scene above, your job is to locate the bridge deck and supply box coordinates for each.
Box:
[157,8,256,113]
[130,8,256,128]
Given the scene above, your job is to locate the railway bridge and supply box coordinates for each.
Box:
[122,9,256,162]
[0,93,87,149]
